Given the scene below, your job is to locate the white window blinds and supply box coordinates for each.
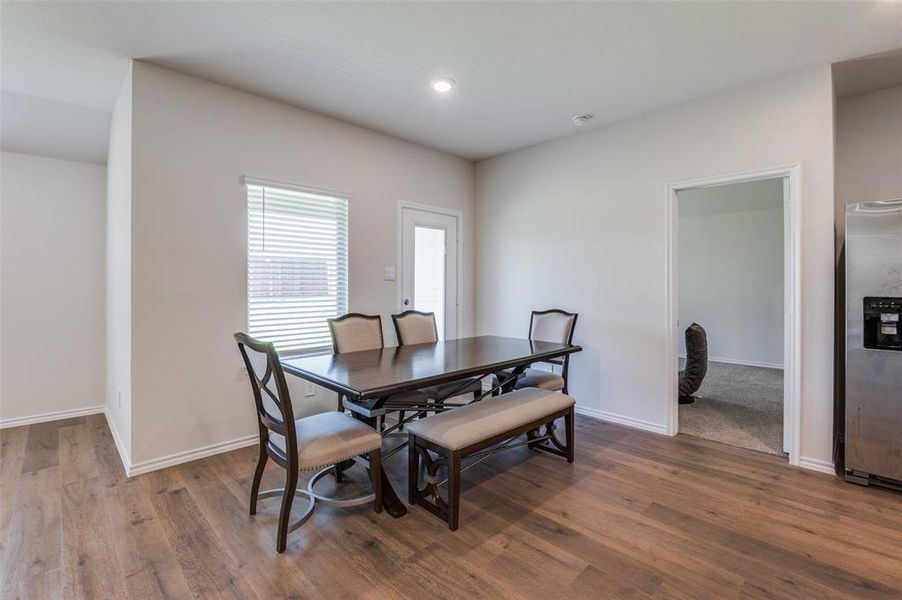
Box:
[246,182,349,353]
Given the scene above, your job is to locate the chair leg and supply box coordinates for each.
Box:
[447,449,461,531]
[369,449,383,513]
[398,410,406,431]
[276,466,298,553]
[565,407,575,463]
[526,428,541,449]
[249,444,268,515]
[333,462,344,483]
[407,436,419,504]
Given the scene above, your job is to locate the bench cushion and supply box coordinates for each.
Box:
[406,388,574,450]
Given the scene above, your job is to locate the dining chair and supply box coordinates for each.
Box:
[234,332,382,553]
[392,310,483,407]
[328,311,429,441]
[500,309,579,394]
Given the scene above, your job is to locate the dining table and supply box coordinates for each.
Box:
[280,334,582,517]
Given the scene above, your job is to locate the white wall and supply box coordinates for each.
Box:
[678,179,784,368]
[1,152,106,425]
[106,66,132,457]
[115,61,475,469]
[475,66,835,468]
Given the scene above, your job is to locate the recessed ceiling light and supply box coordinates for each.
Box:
[431,78,455,93]
[572,114,594,127]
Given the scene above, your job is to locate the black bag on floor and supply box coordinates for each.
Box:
[679,323,708,404]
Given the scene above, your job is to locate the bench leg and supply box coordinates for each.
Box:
[447,449,461,531]
[408,435,419,504]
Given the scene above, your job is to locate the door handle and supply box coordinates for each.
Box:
[403,298,410,306]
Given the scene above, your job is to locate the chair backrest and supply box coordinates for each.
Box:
[392,310,438,346]
[528,309,578,376]
[328,313,384,354]
[234,332,298,465]
[529,309,578,345]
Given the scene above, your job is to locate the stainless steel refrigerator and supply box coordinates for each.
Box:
[845,199,902,489]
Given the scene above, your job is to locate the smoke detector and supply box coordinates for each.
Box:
[572,114,594,127]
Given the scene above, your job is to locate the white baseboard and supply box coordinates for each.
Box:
[679,354,783,370]
[798,456,836,475]
[575,405,669,435]
[101,406,256,478]
[104,408,132,476]
[0,405,106,429]
[576,406,836,476]
[127,433,258,477]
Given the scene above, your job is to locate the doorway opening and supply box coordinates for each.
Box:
[665,166,801,464]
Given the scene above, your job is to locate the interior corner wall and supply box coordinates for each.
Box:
[0,152,106,425]
[475,65,836,467]
[127,61,475,468]
[106,64,133,459]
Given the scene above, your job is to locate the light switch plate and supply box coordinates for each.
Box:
[384,266,396,281]
[305,382,316,397]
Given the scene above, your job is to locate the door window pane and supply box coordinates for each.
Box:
[414,226,446,339]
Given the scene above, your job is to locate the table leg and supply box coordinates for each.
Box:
[350,407,408,518]
[380,471,408,518]
[501,365,528,394]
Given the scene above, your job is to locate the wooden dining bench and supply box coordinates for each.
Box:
[406,388,575,530]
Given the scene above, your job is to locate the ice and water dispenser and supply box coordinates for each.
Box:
[862,297,902,352]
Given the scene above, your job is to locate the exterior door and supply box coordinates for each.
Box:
[400,206,459,340]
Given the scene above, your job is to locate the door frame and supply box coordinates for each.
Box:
[396,202,463,340]
[663,164,802,466]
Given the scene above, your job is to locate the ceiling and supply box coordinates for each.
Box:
[833,48,902,98]
[2,2,901,163]
[1,90,111,164]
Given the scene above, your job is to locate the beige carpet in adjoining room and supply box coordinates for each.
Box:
[679,361,784,456]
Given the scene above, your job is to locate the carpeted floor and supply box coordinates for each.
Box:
[679,361,784,456]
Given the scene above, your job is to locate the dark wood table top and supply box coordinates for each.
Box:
[280,335,581,400]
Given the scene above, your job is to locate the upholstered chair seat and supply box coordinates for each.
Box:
[493,367,564,391]
[513,368,565,391]
[270,411,382,471]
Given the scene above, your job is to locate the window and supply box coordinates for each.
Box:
[246,180,348,353]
